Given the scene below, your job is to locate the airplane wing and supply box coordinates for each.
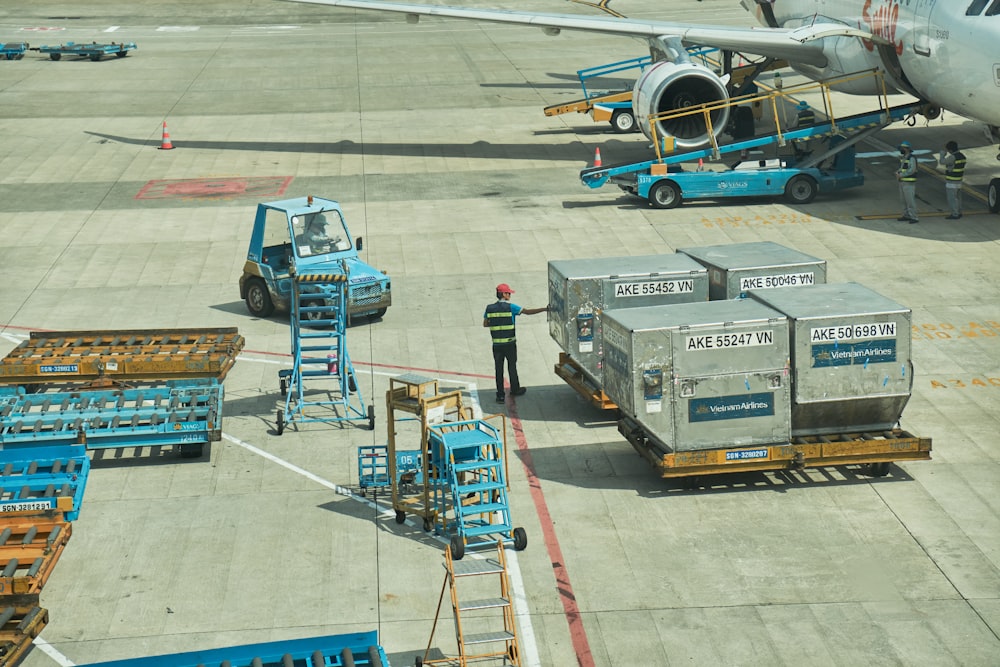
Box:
[287,0,879,68]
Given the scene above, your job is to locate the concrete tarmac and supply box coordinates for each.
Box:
[2,1,999,665]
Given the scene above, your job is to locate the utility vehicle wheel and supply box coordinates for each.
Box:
[784,174,818,204]
[648,180,681,209]
[513,526,528,551]
[245,278,275,317]
[276,409,285,436]
[989,178,1000,214]
[611,109,636,133]
[450,535,465,561]
[395,509,406,524]
[302,299,329,323]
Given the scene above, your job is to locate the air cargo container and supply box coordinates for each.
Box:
[749,282,913,435]
[601,299,792,452]
[677,241,826,300]
[548,254,708,409]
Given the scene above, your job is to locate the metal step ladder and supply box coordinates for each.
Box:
[419,541,521,667]
[277,270,374,433]
[427,420,527,560]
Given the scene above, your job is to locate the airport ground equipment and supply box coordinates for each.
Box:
[386,375,472,531]
[358,445,390,496]
[543,50,782,133]
[240,195,391,323]
[1,43,28,59]
[0,514,72,596]
[275,256,373,433]
[426,419,524,560]
[0,328,243,458]
[75,630,389,667]
[0,445,90,521]
[554,352,619,412]
[0,603,48,666]
[418,541,521,667]
[580,70,926,208]
[620,417,931,479]
[36,41,136,61]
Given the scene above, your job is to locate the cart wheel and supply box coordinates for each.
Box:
[415,658,423,667]
[367,405,376,431]
[784,174,818,204]
[178,442,204,459]
[508,643,519,663]
[423,516,433,532]
[279,377,287,397]
[276,409,284,436]
[49,53,61,61]
[867,461,891,477]
[648,180,681,209]
[450,535,465,560]
[395,509,406,524]
[348,375,357,392]
[89,53,102,61]
[340,648,355,667]
[513,527,527,551]
[115,50,128,58]
[610,109,636,134]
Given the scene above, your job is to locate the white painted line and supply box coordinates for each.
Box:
[506,549,542,667]
[32,636,75,666]
[103,26,120,32]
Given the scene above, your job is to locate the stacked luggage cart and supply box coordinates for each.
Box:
[0,328,244,458]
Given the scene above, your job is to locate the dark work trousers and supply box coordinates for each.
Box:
[492,342,519,397]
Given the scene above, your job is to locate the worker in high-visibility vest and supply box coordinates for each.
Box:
[791,100,815,158]
[483,283,549,404]
[895,141,919,224]
[939,140,967,219]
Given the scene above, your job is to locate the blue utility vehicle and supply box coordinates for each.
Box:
[240,196,391,323]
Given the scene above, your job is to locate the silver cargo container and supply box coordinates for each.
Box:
[548,254,708,384]
[677,241,826,300]
[749,282,912,435]
[601,299,791,452]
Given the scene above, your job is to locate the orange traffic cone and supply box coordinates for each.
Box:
[593,147,602,167]
[158,121,174,150]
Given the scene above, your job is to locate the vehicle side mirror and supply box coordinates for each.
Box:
[355,237,363,251]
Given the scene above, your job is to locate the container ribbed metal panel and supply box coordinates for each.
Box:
[748,282,912,435]
[547,254,708,385]
[601,299,791,452]
[677,241,826,300]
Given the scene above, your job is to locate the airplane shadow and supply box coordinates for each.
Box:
[85,131,648,163]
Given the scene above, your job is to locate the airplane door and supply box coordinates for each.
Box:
[912,0,937,57]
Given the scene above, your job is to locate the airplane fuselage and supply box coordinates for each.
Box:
[764,0,1000,126]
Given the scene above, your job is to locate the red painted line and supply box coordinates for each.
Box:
[507,397,595,667]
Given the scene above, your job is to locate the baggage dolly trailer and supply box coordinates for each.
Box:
[618,414,931,480]
[37,41,136,61]
[0,43,28,60]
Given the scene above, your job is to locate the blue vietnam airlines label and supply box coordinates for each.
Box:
[688,392,775,423]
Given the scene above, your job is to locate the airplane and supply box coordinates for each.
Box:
[288,0,1000,210]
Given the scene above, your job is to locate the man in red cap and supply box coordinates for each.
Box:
[483,283,549,403]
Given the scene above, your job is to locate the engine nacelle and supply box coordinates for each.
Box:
[632,61,731,150]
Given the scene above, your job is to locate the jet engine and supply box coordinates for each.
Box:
[632,60,731,150]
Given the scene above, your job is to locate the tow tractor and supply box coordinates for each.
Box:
[240,196,391,324]
[581,69,927,208]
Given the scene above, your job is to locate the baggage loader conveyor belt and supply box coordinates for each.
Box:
[618,414,931,479]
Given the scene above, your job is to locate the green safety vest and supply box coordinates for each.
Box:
[899,156,917,182]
